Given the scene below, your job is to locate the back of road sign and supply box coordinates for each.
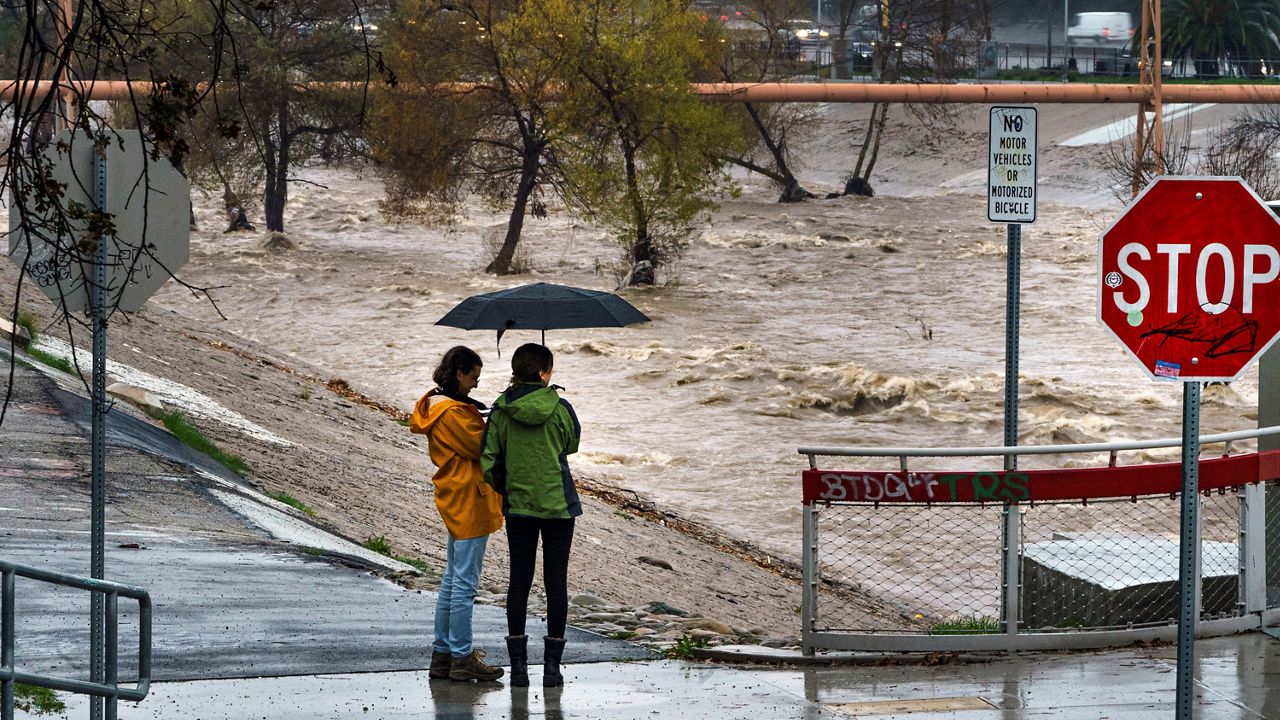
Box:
[8,129,191,315]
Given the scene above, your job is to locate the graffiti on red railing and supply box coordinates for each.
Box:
[802,449,1280,505]
[809,471,1028,503]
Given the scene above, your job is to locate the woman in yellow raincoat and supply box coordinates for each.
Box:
[410,346,505,682]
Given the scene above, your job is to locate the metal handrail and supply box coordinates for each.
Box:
[1,560,151,720]
[799,424,1280,459]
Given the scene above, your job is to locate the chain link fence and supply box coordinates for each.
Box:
[815,503,1002,633]
[810,485,1272,637]
[1021,492,1242,632]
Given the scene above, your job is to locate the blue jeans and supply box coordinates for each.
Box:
[433,534,489,657]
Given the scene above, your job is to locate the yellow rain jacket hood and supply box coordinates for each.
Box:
[410,389,503,540]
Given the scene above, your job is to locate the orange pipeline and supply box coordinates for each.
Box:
[690,82,1280,104]
[6,79,1280,104]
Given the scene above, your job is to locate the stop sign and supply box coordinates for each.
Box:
[1098,176,1280,381]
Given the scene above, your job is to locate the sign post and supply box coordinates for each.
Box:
[9,129,190,720]
[988,106,1037,637]
[1098,176,1280,720]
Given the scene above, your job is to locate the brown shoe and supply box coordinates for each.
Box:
[429,651,452,680]
[449,649,504,682]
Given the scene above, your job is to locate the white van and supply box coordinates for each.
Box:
[1067,12,1133,47]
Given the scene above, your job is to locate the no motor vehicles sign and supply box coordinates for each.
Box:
[988,107,1037,224]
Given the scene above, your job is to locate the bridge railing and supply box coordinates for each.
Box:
[799,426,1280,653]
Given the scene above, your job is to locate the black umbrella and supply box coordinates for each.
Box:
[436,282,650,348]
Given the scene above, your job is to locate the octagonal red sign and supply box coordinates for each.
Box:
[1098,176,1280,381]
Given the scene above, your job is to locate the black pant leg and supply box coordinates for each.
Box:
[505,515,540,637]
[539,518,575,639]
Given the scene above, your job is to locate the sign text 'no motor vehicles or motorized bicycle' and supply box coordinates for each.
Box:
[988,106,1037,224]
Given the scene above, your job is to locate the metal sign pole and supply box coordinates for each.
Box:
[1002,222,1022,637]
[89,151,108,720]
[1175,380,1201,720]
[1003,222,1021,461]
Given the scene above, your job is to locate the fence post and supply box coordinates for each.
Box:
[1003,508,1020,636]
[1241,484,1266,613]
[1260,348,1280,607]
[801,503,818,656]
[2,568,13,720]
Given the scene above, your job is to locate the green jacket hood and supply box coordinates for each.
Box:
[493,383,561,426]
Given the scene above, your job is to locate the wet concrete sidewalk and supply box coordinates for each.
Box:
[26,632,1280,718]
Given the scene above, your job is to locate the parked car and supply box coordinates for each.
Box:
[784,19,829,42]
[1067,11,1133,48]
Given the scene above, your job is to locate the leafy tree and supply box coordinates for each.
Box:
[156,0,386,232]
[0,0,382,425]
[713,0,823,202]
[370,0,558,274]
[516,0,741,284]
[1162,0,1280,77]
[0,0,242,424]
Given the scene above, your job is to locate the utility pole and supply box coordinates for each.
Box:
[1133,0,1164,196]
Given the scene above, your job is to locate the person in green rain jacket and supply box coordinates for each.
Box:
[480,343,580,688]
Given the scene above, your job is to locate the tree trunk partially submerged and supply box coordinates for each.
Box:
[778,179,816,203]
[264,105,290,233]
[486,144,543,275]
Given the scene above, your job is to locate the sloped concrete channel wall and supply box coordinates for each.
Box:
[799,431,1280,653]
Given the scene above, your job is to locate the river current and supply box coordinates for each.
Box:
[150,156,1261,563]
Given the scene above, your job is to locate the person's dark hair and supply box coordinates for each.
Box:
[433,346,482,393]
[510,343,553,385]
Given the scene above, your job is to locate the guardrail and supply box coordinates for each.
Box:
[799,426,1280,653]
[1,560,151,720]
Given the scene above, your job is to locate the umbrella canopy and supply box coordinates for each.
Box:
[436,282,650,346]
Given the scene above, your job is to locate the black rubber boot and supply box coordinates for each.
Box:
[506,635,529,687]
[543,636,566,687]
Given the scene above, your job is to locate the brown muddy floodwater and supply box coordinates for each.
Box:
[145,164,1262,571]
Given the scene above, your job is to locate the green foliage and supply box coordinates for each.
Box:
[662,633,710,659]
[27,346,72,375]
[396,555,433,574]
[266,490,316,517]
[929,615,1001,635]
[364,535,393,555]
[513,0,740,283]
[146,0,383,231]
[159,411,249,476]
[1163,0,1280,78]
[15,684,66,715]
[363,534,432,573]
[372,0,560,274]
[15,309,39,343]
[607,630,637,640]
